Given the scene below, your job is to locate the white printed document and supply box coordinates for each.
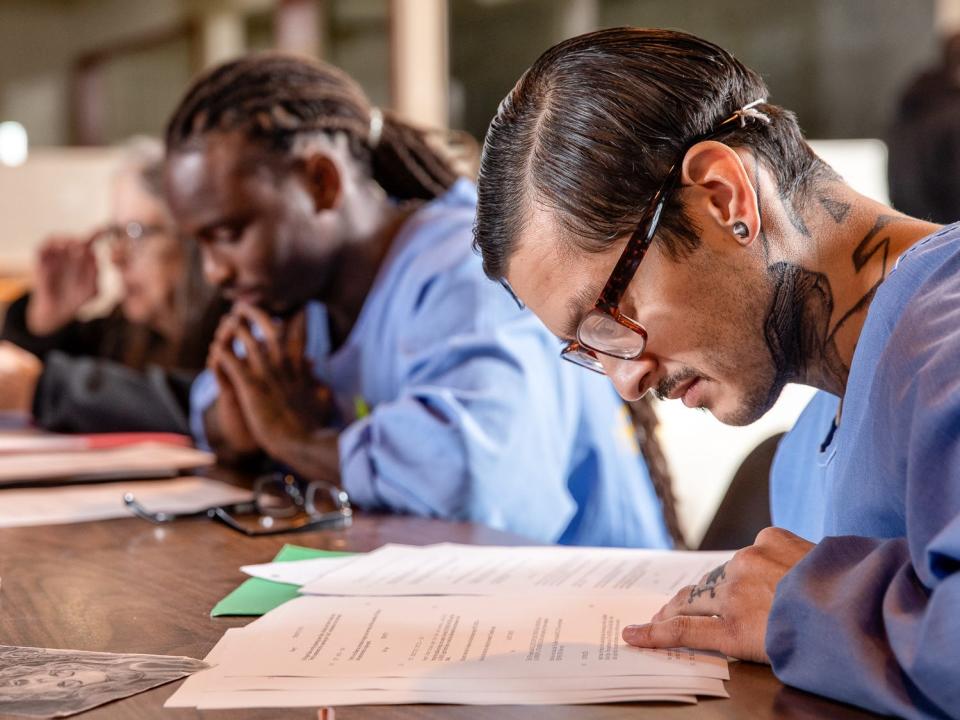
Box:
[216,594,727,680]
[299,542,732,597]
[172,543,733,709]
[167,593,728,708]
[241,556,357,586]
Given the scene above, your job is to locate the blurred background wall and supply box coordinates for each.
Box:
[452,0,938,141]
[0,0,942,146]
[0,0,955,544]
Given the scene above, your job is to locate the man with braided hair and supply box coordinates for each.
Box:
[473,27,960,719]
[164,53,677,547]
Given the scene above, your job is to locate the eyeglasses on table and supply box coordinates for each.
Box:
[124,472,352,536]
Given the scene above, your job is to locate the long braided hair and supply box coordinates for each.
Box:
[165,52,459,201]
[627,397,685,548]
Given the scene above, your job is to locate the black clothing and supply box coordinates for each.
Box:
[1,293,227,434]
[888,68,960,224]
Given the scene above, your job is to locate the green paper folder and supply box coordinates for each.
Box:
[211,544,355,617]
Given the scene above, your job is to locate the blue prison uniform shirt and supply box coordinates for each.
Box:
[769,224,960,718]
[191,180,671,548]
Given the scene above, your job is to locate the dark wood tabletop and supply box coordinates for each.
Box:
[0,512,881,720]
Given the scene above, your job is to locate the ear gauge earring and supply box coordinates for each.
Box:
[732,221,749,238]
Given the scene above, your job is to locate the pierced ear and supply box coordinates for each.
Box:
[300,153,342,213]
[679,140,760,246]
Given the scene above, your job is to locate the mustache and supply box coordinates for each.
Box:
[223,284,265,299]
[654,367,700,401]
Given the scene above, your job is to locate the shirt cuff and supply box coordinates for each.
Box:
[189,369,219,451]
[338,416,378,507]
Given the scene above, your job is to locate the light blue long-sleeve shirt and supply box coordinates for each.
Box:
[768,224,960,719]
[191,180,671,548]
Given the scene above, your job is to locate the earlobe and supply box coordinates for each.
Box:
[680,141,760,246]
[302,153,342,213]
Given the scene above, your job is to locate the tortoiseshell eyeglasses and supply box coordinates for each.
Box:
[558,99,770,375]
[559,165,681,374]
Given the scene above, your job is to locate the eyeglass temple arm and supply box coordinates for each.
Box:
[596,182,674,311]
[123,493,258,524]
[595,106,759,312]
[498,278,525,309]
[210,506,353,537]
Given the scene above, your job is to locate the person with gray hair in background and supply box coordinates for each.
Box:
[0,137,228,433]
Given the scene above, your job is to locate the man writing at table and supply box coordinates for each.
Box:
[473,27,960,719]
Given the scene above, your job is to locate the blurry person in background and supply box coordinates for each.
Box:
[888,30,960,223]
[164,53,680,547]
[0,138,227,433]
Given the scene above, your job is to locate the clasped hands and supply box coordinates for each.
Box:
[207,303,339,481]
[623,527,815,663]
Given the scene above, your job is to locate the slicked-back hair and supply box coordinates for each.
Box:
[474,27,834,279]
[165,52,458,201]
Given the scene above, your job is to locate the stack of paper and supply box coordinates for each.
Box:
[0,441,214,485]
[169,543,733,708]
[0,476,253,528]
[212,545,355,618]
[0,431,193,454]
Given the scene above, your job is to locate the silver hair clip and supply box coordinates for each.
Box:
[730,98,771,127]
[368,107,384,148]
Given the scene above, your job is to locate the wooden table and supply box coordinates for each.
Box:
[0,514,880,719]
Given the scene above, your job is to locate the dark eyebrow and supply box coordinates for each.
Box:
[194,212,250,240]
[563,282,603,340]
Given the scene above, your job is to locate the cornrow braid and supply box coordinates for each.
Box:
[626,397,686,549]
[165,52,459,201]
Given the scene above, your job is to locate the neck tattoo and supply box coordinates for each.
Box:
[762,202,901,397]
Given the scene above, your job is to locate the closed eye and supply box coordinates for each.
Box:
[198,217,251,245]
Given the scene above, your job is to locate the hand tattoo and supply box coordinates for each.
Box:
[688,562,727,603]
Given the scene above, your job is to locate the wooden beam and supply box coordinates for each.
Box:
[389,0,448,129]
[275,0,325,58]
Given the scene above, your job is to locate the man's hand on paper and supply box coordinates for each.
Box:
[0,341,42,412]
[622,527,814,663]
[211,303,340,482]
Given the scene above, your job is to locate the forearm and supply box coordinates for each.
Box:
[202,400,261,464]
[1,294,61,356]
[265,429,341,485]
[335,388,575,540]
[767,536,959,720]
[25,294,71,336]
